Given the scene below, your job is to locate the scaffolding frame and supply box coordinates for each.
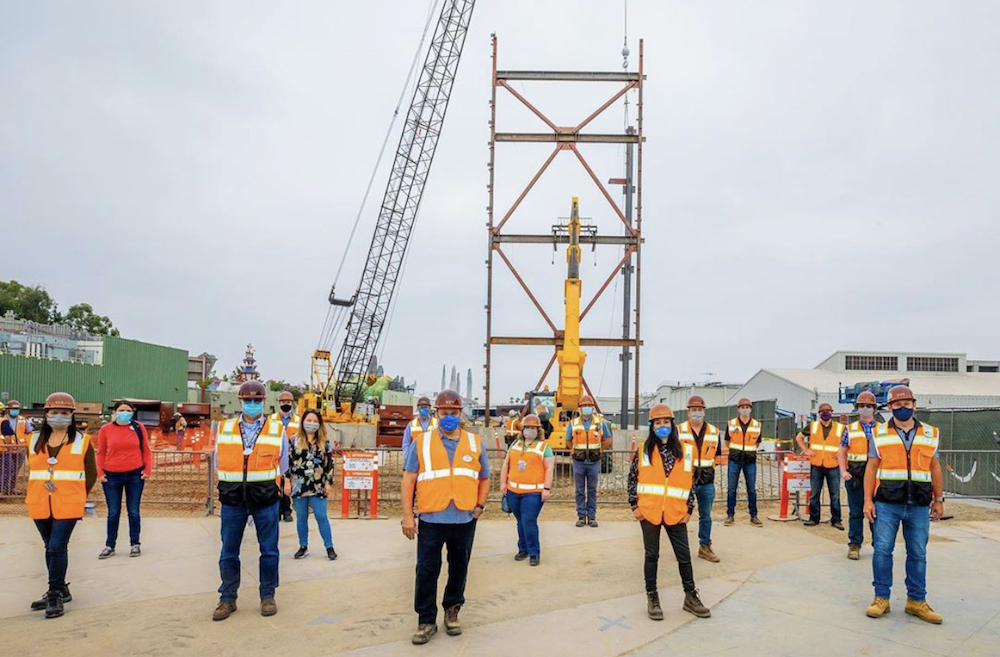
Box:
[485,35,644,427]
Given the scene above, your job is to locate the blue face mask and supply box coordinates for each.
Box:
[418,406,431,418]
[892,407,915,422]
[439,414,461,432]
[9,409,19,417]
[116,411,134,424]
[581,406,593,417]
[654,425,672,439]
[242,400,264,417]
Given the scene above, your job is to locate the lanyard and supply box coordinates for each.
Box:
[239,420,263,455]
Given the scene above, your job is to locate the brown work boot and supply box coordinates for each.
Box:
[646,591,664,620]
[412,623,438,645]
[905,599,942,624]
[260,598,277,617]
[683,590,711,618]
[698,543,720,563]
[848,544,860,560]
[723,515,735,526]
[212,600,237,621]
[866,598,890,618]
[750,516,763,527]
[444,605,462,636]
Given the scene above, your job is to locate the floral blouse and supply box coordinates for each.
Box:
[288,439,334,498]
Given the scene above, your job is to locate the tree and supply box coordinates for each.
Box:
[63,303,120,336]
[266,380,306,399]
[0,280,59,324]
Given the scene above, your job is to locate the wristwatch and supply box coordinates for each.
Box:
[935,497,945,503]
[475,504,485,512]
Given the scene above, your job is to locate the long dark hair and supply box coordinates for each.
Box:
[34,414,80,454]
[645,419,681,461]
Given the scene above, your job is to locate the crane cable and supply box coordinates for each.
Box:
[317,0,441,350]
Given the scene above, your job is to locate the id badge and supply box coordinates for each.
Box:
[304,468,314,478]
[518,460,527,472]
[243,448,253,457]
[44,481,57,492]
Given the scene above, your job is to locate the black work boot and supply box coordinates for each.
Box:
[31,584,71,611]
[683,590,711,618]
[44,590,64,619]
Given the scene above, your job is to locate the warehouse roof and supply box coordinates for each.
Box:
[757,368,1000,397]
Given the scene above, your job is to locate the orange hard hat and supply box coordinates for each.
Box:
[417,396,431,407]
[278,391,294,403]
[44,392,76,411]
[435,389,463,410]
[737,398,752,408]
[521,414,542,428]
[687,395,706,409]
[649,403,674,421]
[856,391,877,406]
[818,402,834,413]
[578,395,596,407]
[887,385,915,404]
[238,381,267,400]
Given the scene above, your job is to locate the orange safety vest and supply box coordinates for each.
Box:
[570,415,606,453]
[216,417,283,484]
[636,439,694,526]
[807,420,844,468]
[415,428,482,513]
[727,418,762,452]
[270,412,300,445]
[845,421,874,477]
[408,417,438,445]
[507,439,547,492]
[677,421,720,469]
[872,420,938,507]
[504,417,522,437]
[26,432,90,520]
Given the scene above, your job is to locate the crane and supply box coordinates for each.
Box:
[307,0,477,418]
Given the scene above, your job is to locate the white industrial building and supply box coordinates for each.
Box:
[729,351,1000,419]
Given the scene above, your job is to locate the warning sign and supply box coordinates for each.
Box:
[341,450,379,494]
[787,477,811,492]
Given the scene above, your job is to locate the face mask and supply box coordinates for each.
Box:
[302,420,321,433]
[116,411,134,424]
[689,411,705,422]
[47,413,72,429]
[280,404,292,413]
[439,414,461,432]
[9,409,19,417]
[418,406,431,418]
[654,426,672,439]
[522,428,538,440]
[242,400,264,417]
[819,411,833,422]
[858,407,875,421]
[738,408,751,419]
[581,406,593,417]
[892,407,914,422]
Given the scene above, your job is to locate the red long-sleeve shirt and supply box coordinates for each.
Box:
[97,422,153,477]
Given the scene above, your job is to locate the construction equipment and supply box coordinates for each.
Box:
[838,379,910,407]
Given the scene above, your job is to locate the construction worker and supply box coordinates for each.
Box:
[568,395,612,527]
[838,391,879,560]
[503,409,522,448]
[212,380,289,621]
[271,390,299,523]
[677,395,721,562]
[401,396,437,457]
[723,398,762,527]
[25,392,98,618]
[630,404,711,620]
[2,400,34,444]
[401,389,490,645]
[2,400,33,495]
[499,414,554,566]
[796,402,845,529]
[864,385,944,624]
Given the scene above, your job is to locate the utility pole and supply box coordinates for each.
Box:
[620,126,635,428]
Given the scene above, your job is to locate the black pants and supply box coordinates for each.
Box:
[640,519,695,594]
[34,517,79,590]
[279,477,292,517]
[415,519,477,625]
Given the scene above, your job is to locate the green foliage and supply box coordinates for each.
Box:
[0,280,59,323]
[63,303,120,336]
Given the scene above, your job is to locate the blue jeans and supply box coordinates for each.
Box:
[844,476,868,546]
[293,495,334,549]
[572,460,600,519]
[872,501,930,601]
[219,501,280,602]
[693,483,716,546]
[102,468,145,548]
[508,491,544,557]
[726,460,758,518]
[808,465,842,524]
[34,518,78,590]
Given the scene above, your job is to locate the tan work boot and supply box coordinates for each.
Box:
[212,600,237,621]
[848,544,860,560]
[260,598,277,617]
[866,598,890,618]
[750,516,763,527]
[412,623,438,645]
[646,591,664,620]
[683,590,711,618]
[444,605,462,636]
[723,515,735,526]
[698,543,720,563]
[905,599,942,624]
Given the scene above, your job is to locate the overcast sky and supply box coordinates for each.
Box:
[3,1,998,403]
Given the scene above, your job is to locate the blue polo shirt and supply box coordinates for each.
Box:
[404,431,490,524]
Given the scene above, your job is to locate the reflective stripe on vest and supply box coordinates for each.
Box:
[727,418,761,451]
[508,440,547,490]
[808,420,844,467]
[571,416,604,450]
[216,418,283,485]
[26,431,90,520]
[846,422,873,462]
[415,429,482,513]
[677,422,719,468]
[873,422,938,484]
[636,440,694,525]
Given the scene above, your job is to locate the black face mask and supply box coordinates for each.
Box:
[280,404,292,413]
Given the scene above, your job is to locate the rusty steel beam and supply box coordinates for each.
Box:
[495,132,639,144]
[497,70,640,82]
[493,233,638,246]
